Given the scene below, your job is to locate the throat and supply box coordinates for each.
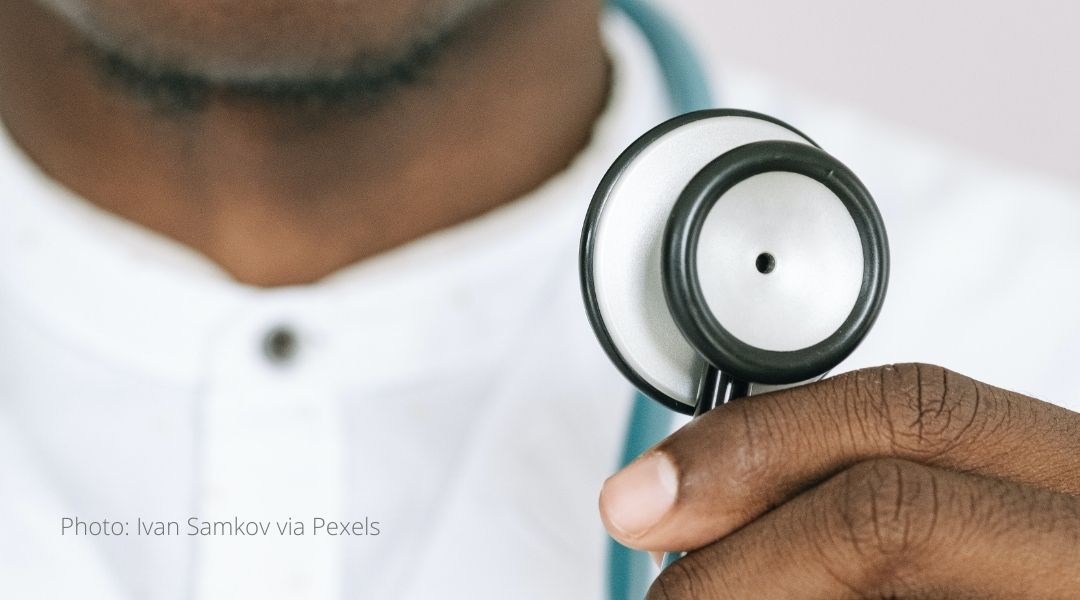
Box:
[0,0,609,287]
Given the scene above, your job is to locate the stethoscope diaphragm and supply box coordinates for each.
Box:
[580,109,889,415]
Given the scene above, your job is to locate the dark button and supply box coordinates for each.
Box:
[263,326,300,365]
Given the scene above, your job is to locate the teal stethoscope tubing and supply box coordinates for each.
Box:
[605,1,715,599]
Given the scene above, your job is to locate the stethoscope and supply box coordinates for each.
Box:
[588,2,890,599]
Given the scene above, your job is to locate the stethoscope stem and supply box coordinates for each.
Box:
[694,365,749,416]
[661,365,749,569]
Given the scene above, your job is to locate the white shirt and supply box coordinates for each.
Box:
[1,8,1078,600]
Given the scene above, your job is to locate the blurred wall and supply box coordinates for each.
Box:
[657,0,1080,185]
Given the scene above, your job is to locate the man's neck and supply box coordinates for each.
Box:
[0,0,608,286]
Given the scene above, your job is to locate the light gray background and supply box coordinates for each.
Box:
[659,0,1080,186]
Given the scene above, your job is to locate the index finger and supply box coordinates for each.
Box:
[598,363,1080,551]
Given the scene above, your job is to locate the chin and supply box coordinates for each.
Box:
[37,0,490,82]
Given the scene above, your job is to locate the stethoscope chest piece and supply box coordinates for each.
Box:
[581,109,889,415]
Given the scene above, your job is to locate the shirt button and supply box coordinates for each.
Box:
[262,325,300,365]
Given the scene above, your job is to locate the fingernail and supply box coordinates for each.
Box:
[650,552,664,568]
[601,452,678,539]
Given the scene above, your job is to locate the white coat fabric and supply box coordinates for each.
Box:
[1,8,1078,600]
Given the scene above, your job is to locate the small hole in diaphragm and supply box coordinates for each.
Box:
[756,252,776,274]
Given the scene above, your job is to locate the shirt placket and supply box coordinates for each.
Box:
[195,302,343,600]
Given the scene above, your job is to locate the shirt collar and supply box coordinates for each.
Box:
[0,9,670,386]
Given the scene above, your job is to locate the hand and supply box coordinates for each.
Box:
[599,363,1080,598]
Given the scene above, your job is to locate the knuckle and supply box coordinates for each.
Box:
[716,400,777,490]
[647,557,724,600]
[851,363,988,458]
[825,459,943,585]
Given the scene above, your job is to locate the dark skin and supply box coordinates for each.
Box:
[2,1,1077,595]
[0,0,608,286]
[601,364,1080,598]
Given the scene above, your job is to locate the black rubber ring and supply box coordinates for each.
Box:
[662,140,890,385]
[580,110,820,415]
